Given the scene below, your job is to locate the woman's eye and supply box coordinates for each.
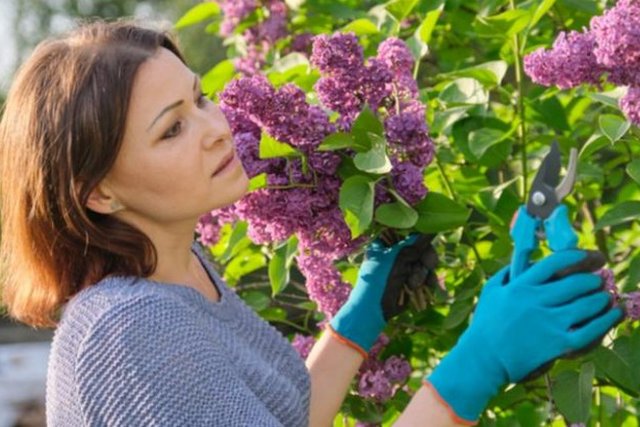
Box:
[162,120,182,139]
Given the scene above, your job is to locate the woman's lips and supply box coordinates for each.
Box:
[211,152,237,177]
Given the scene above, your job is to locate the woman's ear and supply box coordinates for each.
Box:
[86,184,125,214]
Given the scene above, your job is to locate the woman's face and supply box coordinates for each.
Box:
[100,48,248,226]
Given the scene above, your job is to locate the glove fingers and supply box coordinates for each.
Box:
[550,250,606,281]
[568,307,624,350]
[556,291,613,329]
[517,250,589,286]
[541,273,603,307]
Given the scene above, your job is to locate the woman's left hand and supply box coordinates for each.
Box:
[328,233,438,356]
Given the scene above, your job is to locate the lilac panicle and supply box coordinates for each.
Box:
[620,87,640,125]
[590,0,640,75]
[523,30,604,89]
[310,33,364,75]
[623,291,640,320]
[358,368,394,402]
[377,37,415,76]
[291,334,316,360]
[383,355,412,383]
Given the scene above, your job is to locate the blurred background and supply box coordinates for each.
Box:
[0,1,218,425]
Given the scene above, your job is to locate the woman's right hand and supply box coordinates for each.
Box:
[424,249,623,424]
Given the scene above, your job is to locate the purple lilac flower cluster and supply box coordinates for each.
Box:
[216,0,289,75]
[311,33,434,204]
[196,34,430,403]
[524,0,640,124]
[291,334,316,360]
[357,335,412,402]
[599,268,640,320]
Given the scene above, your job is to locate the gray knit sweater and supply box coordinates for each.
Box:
[46,244,311,426]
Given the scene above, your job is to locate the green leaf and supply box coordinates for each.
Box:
[268,236,298,296]
[353,133,392,174]
[627,255,640,291]
[385,0,419,21]
[339,176,376,238]
[551,363,594,423]
[406,32,429,62]
[201,60,236,96]
[374,200,418,228]
[527,0,557,32]
[248,173,267,191]
[627,159,640,185]
[589,87,628,108]
[432,106,471,135]
[418,5,444,45]
[351,106,384,151]
[439,61,508,87]
[599,114,631,143]
[595,201,640,230]
[442,298,474,329]
[259,307,287,322]
[240,290,271,311]
[439,78,488,104]
[415,192,471,233]
[579,134,609,160]
[468,128,509,158]
[474,9,532,38]
[259,133,301,159]
[220,222,249,263]
[174,2,220,29]
[225,249,266,285]
[592,334,640,396]
[341,18,379,36]
[268,52,309,74]
[319,132,357,151]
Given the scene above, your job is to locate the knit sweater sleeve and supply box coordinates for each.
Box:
[74,293,284,426]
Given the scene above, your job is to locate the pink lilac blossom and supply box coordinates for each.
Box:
[310,33,364,75]
[623,291,640,320]
[383,355,412,383]
[620,87,640,124]
[291,334,316,360]
[195,211,221,246]
[358,368,394,402]
[377,38,415,76]
[524,0,640,124]
[590,0,640,76]
[290,32,314,54]
[218,0,258,37]
[216,0,289,75]
[599,268,619,301]
[311,33,393,127]
[523,31,604,89]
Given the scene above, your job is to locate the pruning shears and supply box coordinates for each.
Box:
[510,141,579,280]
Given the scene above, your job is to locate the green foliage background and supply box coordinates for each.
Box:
[176,0,640,425]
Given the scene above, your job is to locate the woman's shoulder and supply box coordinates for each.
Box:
[57,276,201,339]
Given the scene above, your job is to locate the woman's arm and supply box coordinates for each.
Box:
[305,330,364,427]
[305,331,466,427]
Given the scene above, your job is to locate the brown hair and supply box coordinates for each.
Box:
[0,20,186,328]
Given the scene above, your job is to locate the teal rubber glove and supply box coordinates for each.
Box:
[426,249,623,424]
[329,234,437,357]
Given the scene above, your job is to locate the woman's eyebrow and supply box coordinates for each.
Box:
[146,75,200,132]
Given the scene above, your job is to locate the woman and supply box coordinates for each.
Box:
[0,20,622,426]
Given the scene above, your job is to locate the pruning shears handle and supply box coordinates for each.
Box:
[509,142,579,281]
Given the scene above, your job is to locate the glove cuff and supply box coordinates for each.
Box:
[421,380,477,426]
[328,307,386,356]
[426,339,505,422]
[325,324,369,359]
